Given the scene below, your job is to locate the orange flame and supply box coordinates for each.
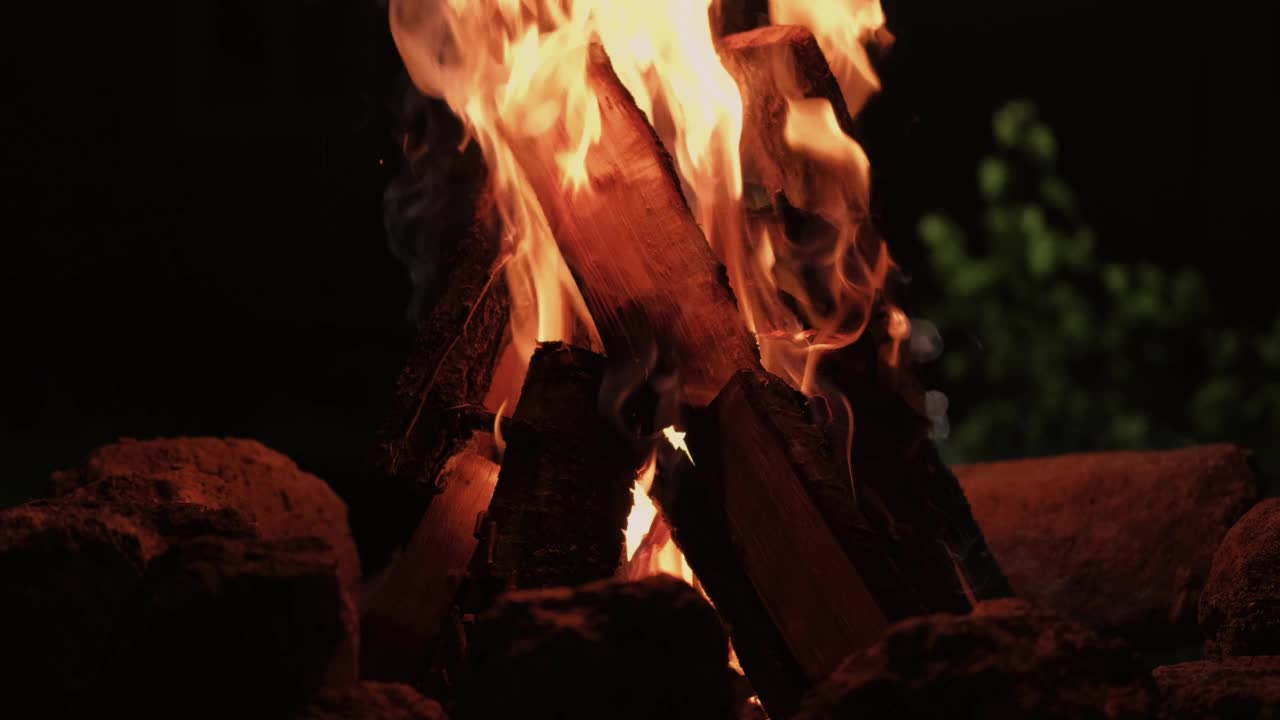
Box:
[771,0,888,115]
[391,1,896,407]
[390,0,603,404]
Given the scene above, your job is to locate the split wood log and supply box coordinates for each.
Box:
[508,47,761,408]
[478,342,641,591]
[821,312,1014,605]
[360,432,500,682]
[715,0,770,37]
[719,25,1012,607]
[656,370,891,717]
[369,175,511,566]
[720,24,862,214]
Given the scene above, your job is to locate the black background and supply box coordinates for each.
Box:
[3,0,1276,506]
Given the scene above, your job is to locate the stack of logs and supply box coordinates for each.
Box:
[362,25,1010,717]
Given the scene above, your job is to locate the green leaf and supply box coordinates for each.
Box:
[978,157,1009,201]
[1026,122,1058,163]
[1103,263,1129,295]
[1027,232,1056,277]
[1040,176,1076,213]
[993,100,1036,149]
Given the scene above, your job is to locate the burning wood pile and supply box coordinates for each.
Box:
[365,0,1012,714]
[3,1,1279,719]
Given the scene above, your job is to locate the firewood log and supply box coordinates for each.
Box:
[479,342,641,591]
[655,370,890,716]
[719,24,1013,607]
[360,432,500,681]
[507,48,762,409]
[369,179,511,564]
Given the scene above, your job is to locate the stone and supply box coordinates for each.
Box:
[456,575,732,720]
[1153,657,1280,719]
[795,599,1157,719]
[0,438,357,716]
[295,682,448,720]
[1199,498,1280,658]
[51,436,362,679]
[955,444,1259,648]
[0,502,151,706]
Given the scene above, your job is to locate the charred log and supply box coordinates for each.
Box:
[656,370,889,717]
[369,176,511,567]
[820,303,1013,607]
[478,342,641,593]
[719,25,1012,609]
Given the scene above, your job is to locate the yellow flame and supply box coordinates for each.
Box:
[593,0,745,251]
[624,454,659,561]
[770,0,887,115]
[390,0,601,393]
[392,1,896,409]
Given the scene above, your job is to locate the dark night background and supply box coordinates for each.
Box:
[3,0,1276,508]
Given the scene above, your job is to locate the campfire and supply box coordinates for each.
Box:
[367,0,1007,714]
[6,1,1276,719]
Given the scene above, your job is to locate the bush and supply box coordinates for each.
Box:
[919,101,1280,481]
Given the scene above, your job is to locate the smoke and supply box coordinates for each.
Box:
[909,317,950,440]
[382,78,484,322]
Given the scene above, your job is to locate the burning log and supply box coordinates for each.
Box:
[508,48,762,408]
[719,24,1012,609]
[660,370,891,715]
[370,178,510,563]
[479,342,640,591]
[719,24,862,212]
[360,132,512,681]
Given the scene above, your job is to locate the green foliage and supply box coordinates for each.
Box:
[920,101,1280,479]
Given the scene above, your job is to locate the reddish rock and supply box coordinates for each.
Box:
[796,599,1157,720]
[1200,498,1280,658]
[51,436,362,679]
[295,682,448,720]
[458,575,732,720]
[1,497,349,716]
[1153,657,1280,719]
[1,438,359,716]
[955,444,1259,647]
[0,503,150,704]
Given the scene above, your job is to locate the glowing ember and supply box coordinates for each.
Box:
[661,425,695,465]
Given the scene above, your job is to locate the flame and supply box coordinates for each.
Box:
[624,453,659,561]
[390,0,603,405]
[622,453,698,586]
[392,1,895,701]
[391,0,896,408]
[770,0,887,115]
